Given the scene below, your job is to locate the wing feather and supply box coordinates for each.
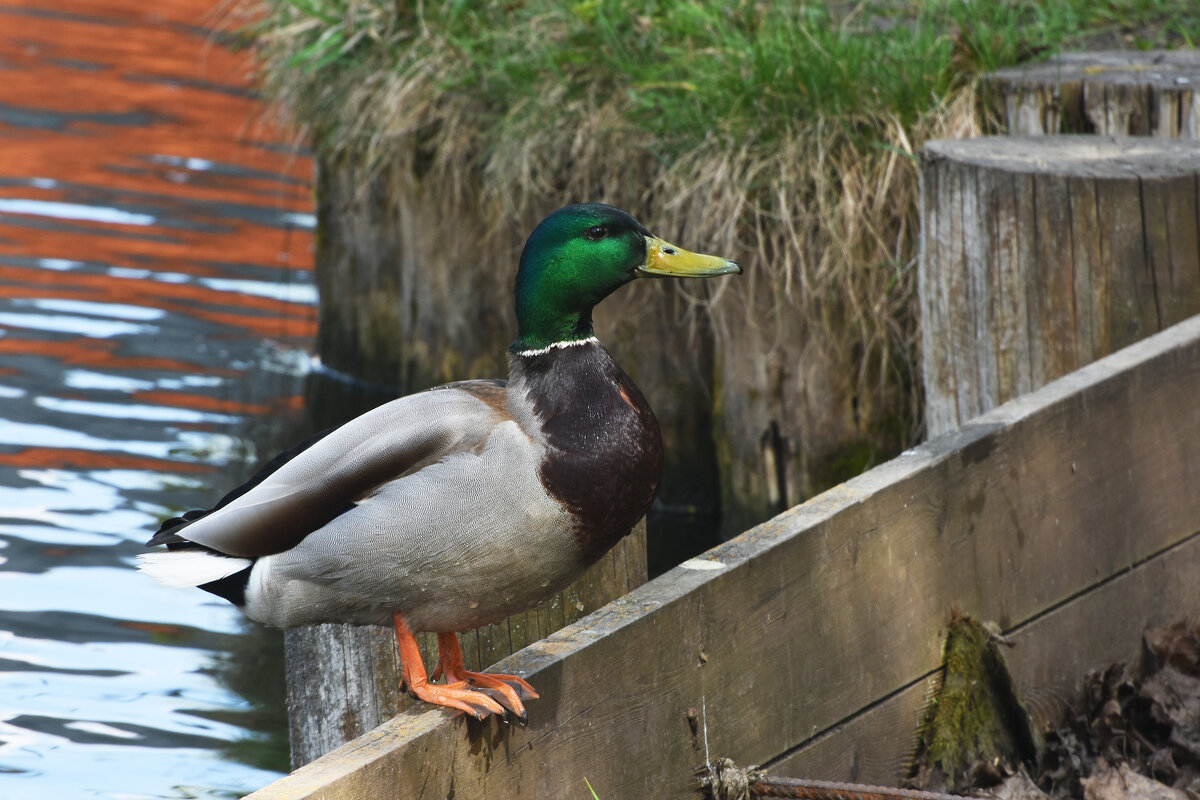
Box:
[157,385,509,558]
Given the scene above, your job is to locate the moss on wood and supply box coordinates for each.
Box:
[909,612,1040,793]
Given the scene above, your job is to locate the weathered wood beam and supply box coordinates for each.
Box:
[249,315,1200,799]
[772,521,1200,783]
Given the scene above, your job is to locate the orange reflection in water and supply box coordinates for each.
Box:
[0,336,243,374]
[0,0,316,423]
[0,0,314,319]
[0,447,216,473]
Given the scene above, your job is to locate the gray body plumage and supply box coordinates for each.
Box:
[170,377,584,632]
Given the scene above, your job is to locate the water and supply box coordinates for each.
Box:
[0,2,315,796]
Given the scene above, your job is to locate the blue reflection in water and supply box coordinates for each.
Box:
[0,268,312,798]
[0,274,314,798]
[0,312,158,338]
[0,198,157,226]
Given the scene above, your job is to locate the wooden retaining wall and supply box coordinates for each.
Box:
[247,312,1200,799]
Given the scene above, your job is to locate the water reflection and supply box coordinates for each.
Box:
[0,1,312,796]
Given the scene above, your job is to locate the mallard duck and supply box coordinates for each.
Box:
[138,203,740,720]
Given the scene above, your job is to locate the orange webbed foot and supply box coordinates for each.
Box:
[392,614,507,719]
[406,676,507,719]
[435,632,539,723]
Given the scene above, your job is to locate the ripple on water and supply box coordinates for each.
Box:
[0,1,316,796]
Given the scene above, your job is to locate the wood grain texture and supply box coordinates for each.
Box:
[253,315,1200,799]
[984,51,1200,138]
[769,520,1200,786]
[920,135,1200,436]
[284,624,405,768]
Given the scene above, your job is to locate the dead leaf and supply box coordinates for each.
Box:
[1082,764,1186,800]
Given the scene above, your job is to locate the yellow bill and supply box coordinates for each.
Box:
[636,235,742,278]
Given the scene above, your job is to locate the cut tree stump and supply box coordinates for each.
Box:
[984,50,1200,138]
[919,135,1200,437]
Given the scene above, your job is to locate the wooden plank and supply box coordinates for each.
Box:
[964,162,997,414]
[1140,175,1170,329]
[249,316,1200,800]
[1013,87,1045,136]
[768,524,1200,786]
[945,161,978,428]
[1096,176,1155,350]
[1067,176,1101,364]
[1005,531,1200,697]
[982,165,1018,402]
[1008,171,1036,400]
[1058,77,1084,134]
[1114,82,1151,136]
[767,679,933,786]
[1157,85,1180,139]
[1083,82,1108,136]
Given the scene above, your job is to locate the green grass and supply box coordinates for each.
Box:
[250,0,1199,156]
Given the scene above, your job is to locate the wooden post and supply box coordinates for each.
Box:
[984,50,1200,138]
[919,135,1200,437]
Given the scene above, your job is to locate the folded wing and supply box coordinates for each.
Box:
[151,385,510,558]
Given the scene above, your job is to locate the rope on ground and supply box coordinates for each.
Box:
[699,758,962,800]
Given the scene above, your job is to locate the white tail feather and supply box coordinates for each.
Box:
[137,551,252,588]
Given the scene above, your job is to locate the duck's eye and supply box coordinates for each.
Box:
[584,225,609,241]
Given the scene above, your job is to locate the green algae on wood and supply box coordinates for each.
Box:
[908,612,1040,793]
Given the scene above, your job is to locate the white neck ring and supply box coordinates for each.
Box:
[516,336,599,358]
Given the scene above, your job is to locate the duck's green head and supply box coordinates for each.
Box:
[512,203,741,353]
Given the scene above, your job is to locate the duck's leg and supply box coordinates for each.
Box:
[392,613,505,719]
[433,631,539,722]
